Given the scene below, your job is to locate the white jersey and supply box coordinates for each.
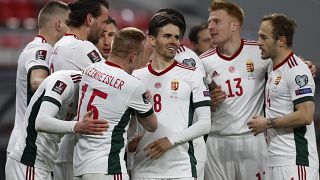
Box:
[175,45,207,167]
[9,70,82,171]
[49,34,103,73]
[49,33,103,162]
[131,61,211,178]
[73,61,153,176]
[265,52,319,168]
[7,35,51,154]
[201,39,271,135]
[175,45,205,76]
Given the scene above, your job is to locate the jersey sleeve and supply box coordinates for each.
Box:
[41,73,73,109]
[25,46,50,73]
[73,41,103,70]
[287,63,315,106]
[190,70,211,107]
[128,80,154,118]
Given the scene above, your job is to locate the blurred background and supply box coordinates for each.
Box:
[0,0,319,179]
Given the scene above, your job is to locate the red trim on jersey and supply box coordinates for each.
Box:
[64,33,79,39]
[105,61,123,69]
[199,48,217,59]
[177,45,185,53]
[243,39,258,45]
[36,35,47,43]
[148,60,177,76]
[216,39,244,61]
[176,61,196,71]
[273,52,294,71]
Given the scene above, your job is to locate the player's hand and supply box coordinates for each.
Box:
[299,56,317,78]
[74,110,109,135]
[210,85,226,112]
[143,137,172,159]
[247,115,268,136]
[128,135,143,152]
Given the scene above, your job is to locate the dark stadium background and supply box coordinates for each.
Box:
[0,0,319,179]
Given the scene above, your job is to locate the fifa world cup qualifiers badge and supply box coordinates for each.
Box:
[52,80,67,95]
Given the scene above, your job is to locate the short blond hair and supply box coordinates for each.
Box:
[210,0,244,27]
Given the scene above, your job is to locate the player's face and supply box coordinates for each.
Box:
[88,5,108,44]
[151,23,180,61]
[258,20,278,60]
[57,12,69,40]
[208,10,236,46]
[196,28,214,54]
[96,23,117,59]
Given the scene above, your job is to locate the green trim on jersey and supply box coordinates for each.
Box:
[27,65,49,105]
[21,90,46,166]
[193,100,211,109]
[136,108,154,118]
[108,108,132,174]
[293,96,314,107]
[294,126,309,166]
[188,93,197,177]
[42,96,61,109]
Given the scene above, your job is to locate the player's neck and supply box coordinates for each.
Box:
[272,48,292,68]
[38,30,56,46]
[68,27,88,41]
[151,53,174,71]
[218,36,241,57]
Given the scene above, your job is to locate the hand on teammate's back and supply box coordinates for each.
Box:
[74,110,109,135]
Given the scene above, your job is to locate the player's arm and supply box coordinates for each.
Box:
[29,68,49,92]
[35,101,108,134]
[247,100,314,136]
[137,112,157,132]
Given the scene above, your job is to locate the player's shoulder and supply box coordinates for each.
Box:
[199,47,217,59]
[175,61,196,71]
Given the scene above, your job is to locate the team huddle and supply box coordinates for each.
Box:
[5,0,319,180]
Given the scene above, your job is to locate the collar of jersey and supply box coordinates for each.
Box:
[216,39,244,61]
[273,51,294,71]
[64,33,80,39]
[148,60,177,76]
[105,60,122,69]
[35,35,47,43]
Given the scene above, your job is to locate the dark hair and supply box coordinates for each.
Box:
[111,27,146,58]
[188,22,209,44]
[38,1,68,29]
[66,0,109,28]
[148,8,186,38]
[262,13,296,47]
[210,1,244,27]
[107,16,117,27]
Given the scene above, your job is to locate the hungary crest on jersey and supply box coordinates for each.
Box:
[246,59,254,72]
[171,80,179,91]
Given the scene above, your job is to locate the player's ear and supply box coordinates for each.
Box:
[149,35,156,48]
[278,36,287,47]
[129,51,137,63]
[86,13,94,26]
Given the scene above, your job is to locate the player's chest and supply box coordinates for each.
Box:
[266,71,288,98]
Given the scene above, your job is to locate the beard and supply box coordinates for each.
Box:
[87,32,100,44]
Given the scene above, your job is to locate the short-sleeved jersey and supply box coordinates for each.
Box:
[9,70,82,171]
[131,61,211,179]
[73,61,153,176]
[49,34,103,73]
[200,39,272,135]
[265,52,319,168]
[175,45,205,76]
[49,34,103,162]
[7,36,51,154]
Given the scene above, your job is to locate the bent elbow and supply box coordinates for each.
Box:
[304,118,313,125]
[35,116,44,132]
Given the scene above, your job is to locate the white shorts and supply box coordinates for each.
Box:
[5,156,53,180]
[54,161,73,180]
[74,173,129,180]
[196,161,205,180]
[265,165,319,180]
[204,133,267,180]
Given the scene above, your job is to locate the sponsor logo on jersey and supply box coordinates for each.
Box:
[171,80,179,91]
[246,59,254,72]
[52,80,67,95]
[228,66,235,73]
[142,90,152,104]
[274,75,282,85]
[35,50,47,61]
[87,50,101,63]
[295,88,312,95]
[295,75,308,88]
[154,82,161,89]
[182,58,196,67]
[211,70,220,78]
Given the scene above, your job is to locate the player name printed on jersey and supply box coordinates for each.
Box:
[84,67,124,90]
